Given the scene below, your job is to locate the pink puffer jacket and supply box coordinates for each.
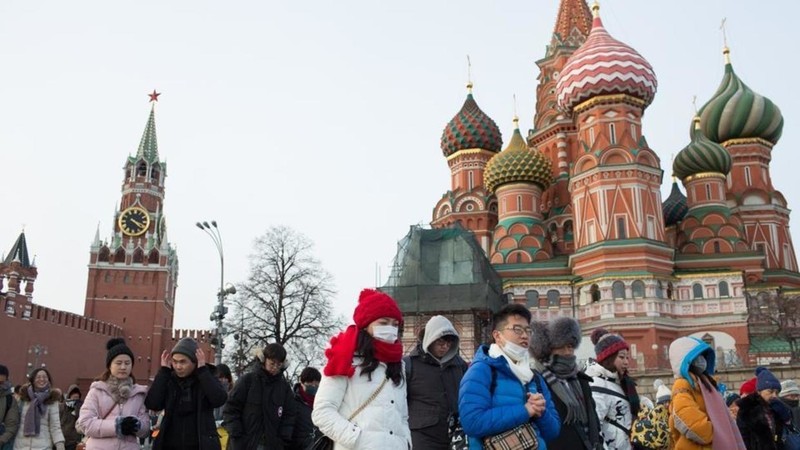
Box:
[77,380,150,450]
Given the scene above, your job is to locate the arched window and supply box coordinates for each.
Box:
[468,171,474,190]
[719,281,730,297]
[612,281,626,299]
[517,195,523,211]
[655,281,664,298]
[547,290,560,307]
[609,123,617,145]
[692,283,704,299]
[744,166,752,186]
[132,249,144,264]
[114,248,125,263]
[590,284,601,303]
[148,250,160,265]
[667,282,674,299]
[525,290,539,307]
[98,247,110,263]
[713,241,721,253]
[563,220,574,241]
[136,162,147,177]
[632,280,645,298]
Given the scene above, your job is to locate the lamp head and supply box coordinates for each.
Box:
[223,283,237,295]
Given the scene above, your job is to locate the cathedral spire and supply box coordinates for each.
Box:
[550,0,592,52]
[136,91,160,163]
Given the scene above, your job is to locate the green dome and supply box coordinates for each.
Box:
[441,90,502,157]
[662,180,688,227]
[673,118,732,180]
[698,55,783,145]
[485,122,553,192]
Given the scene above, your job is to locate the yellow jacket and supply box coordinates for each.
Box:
[669,376,713,450]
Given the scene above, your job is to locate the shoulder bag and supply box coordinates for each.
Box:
[311,376,390,450]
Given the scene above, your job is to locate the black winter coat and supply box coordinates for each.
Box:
[737,393,782,450]
[145,365,229,450]
[543,371,603,450]
[287,384,319,450]
[223,369,297,450]
[404,347,467,450]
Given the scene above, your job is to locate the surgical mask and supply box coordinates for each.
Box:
[372,325,399,343]
[502,341,529,362]
[304,384,318,396]
[690,355,707,373]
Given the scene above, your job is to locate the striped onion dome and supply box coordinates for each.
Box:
[698,50,783,145]
[440,85,503,157]
[556,3,657,112]
[662,180,688,227]
[484,119,553,192]
[673,117,732,180]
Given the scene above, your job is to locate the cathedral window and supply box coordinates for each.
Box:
[646,216,656,239]
[719,281,730,297]
[713,241,721,253]
[744,166,752,186]
[631,124,637,140]
[612,281,626,299]
[468,171,474,190]
[137,162,147,177]
[547,290,560,307]
[616,216,627,239]
[632,280,645,298]
[609,123,617,145]
[705,184,712,201]
[590,284,601,303]
[587,220,596,244]
[655,281,664,298]
[692,283,704,299]
[525,290,540,307]
[517,195,522,211]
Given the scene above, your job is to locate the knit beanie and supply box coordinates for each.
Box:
[171,337,199,363]
[756,366,781,393]
[739,377,757,396]
[591,328,629,364]
[781,380,800,398]
[725,392,741,407]
[654,379,671,404]
[352,289,403,329]
[106,338,135,369]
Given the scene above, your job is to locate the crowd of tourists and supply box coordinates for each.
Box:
[2,288,800,450]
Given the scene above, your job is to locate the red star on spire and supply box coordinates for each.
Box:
[148,90,161,102]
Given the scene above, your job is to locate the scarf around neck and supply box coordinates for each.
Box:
[106,376,134,404]
[697,375,746,450]
[536,356,587,425]
[24,385,51,437]
[489,343,533,384]
[324,325,403,377]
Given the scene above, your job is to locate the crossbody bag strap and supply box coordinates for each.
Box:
[347,377,389,421]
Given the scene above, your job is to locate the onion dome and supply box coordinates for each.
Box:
[440,84,503,157]
[556,3,657,112]
[662,179,688,227]
[673,117,732,180]
[698,49,783,145]
[484,118,553,192]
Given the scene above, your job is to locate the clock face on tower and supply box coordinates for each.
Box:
[118,207,151,236]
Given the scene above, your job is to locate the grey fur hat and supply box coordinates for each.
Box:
[529,317,582,361]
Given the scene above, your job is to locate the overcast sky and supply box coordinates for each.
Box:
[1,1,798,330]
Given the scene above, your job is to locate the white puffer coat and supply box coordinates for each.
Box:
[13,390,65,450]
[312,361,411,450]
[585,361,632,450]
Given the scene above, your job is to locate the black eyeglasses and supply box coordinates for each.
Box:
[503,325,532,336]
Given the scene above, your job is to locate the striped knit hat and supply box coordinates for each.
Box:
[591,328,629,364]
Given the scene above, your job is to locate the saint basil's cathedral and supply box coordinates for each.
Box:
[428,1,798,368]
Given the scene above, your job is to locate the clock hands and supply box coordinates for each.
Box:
[131,218,146,228]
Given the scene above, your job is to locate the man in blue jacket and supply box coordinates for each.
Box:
[459,304,560,450]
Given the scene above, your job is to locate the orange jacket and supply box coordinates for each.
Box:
[669,376,713,450]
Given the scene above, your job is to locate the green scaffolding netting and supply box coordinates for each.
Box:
[381,225,504,314]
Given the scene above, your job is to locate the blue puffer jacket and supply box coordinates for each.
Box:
[459,345,561,450]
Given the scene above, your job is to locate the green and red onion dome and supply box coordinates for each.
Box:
[662,180,688,227]
[698,50,783,145]
[440,86,503,157]
[556,3,657,112]
[673,117,732,181]
[484,119,553,192]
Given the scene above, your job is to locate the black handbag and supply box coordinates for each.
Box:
[310,434,333,450]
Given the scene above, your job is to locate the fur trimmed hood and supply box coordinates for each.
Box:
[19,384,62,404]
[669,336,715,389]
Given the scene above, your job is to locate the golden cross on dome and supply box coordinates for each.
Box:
[513,94,518,123]
[466,55,473,93]
[692,95,698,114]
[720,18,728,48]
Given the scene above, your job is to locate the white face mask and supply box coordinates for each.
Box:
[502,340,529,362]
[372,325,399,343]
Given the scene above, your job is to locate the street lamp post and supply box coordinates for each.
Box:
[196,220,236,366]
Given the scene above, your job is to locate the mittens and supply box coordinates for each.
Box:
[115,416,140,437]
[770,398,793,424]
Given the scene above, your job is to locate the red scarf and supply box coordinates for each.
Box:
[323,325,403,377]
[298,385,315,408]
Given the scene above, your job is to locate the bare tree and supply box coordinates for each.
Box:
[225,226,344,380]
[747,291,800,363]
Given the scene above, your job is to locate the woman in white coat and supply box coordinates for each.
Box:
[312,289,411,450]
[13,368,65,450]
[585,329,640,450]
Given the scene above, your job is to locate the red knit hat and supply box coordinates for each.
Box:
[591,328,630,364]
[740,377,757,396]
[353,289,403,329]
